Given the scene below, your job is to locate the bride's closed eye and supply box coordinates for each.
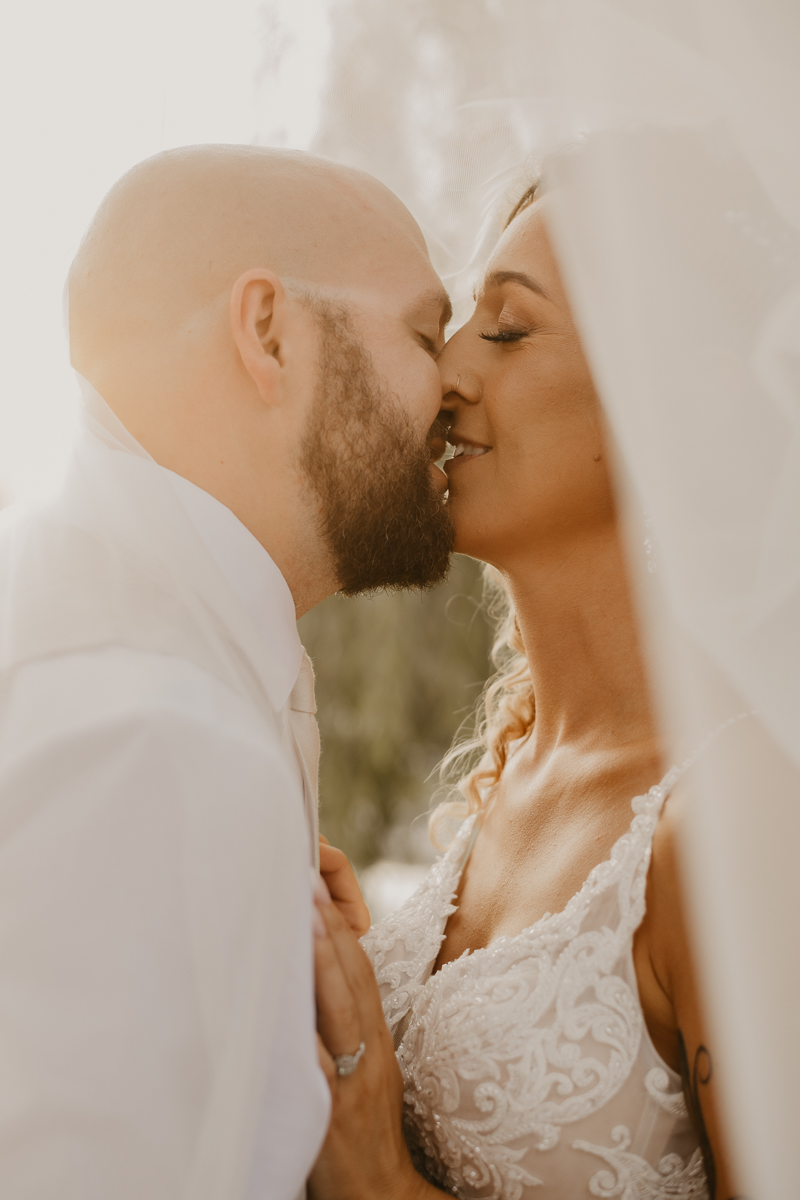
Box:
[479,325,533,344]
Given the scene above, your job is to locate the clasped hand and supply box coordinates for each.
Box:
[312,839,432,1200]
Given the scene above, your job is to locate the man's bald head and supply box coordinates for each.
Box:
[69,144,429,371]
[66,145,453,611]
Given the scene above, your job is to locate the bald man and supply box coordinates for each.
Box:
[0,146,453,1200]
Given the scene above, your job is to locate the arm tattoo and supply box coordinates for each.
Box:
[677,1031,752,1200]
[678,1030,716,1197]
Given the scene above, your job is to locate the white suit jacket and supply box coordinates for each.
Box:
[0,395,328,1199]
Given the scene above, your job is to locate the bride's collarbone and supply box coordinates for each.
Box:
[435,753,660,969]
[440,807,625,963]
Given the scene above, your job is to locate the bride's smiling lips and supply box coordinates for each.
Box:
[444,431,492,474]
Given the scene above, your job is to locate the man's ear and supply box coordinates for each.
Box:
[229,268,287,406]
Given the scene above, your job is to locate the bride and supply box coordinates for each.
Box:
[310,185,739,1199]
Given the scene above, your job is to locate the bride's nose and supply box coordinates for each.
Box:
[438,367,481,406]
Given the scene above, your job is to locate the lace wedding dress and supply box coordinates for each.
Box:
[361,768,708,1199]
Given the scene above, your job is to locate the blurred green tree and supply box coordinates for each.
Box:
[299,554,491,868]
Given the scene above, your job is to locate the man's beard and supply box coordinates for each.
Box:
[299,302,454,596]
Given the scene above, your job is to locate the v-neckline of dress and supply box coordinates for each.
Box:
[427,763,681,981]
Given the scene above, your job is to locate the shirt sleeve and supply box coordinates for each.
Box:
[0,649,310,1200]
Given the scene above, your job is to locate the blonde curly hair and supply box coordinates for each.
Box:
[433,567,534,828]
[430,181,541,841]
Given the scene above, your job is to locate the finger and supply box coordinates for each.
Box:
[313,873,332,907]
[330,898,371,938]
[318,843,356,895]
[314,919,363,1058]
[319,845,371,936]
[317,899,385,1042]
[319,834,330,845]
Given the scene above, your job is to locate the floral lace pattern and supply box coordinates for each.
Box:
[361,770,709,1199]
[575,1130,707,1200]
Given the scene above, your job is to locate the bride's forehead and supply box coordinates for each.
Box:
[481,202,559,292]
[497,202,549,262]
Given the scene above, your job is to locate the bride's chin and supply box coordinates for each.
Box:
[451,519,478,558]
[447,492,495,559]
[449,509,500,563]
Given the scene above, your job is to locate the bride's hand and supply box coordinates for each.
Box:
[318,836,371,936]
[309,891,438,1200]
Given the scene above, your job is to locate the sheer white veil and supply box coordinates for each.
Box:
[63,277,152,461]
[76,374,153,459]
[308,2,800,1193]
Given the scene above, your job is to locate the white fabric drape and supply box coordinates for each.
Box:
[303,2,800,1193]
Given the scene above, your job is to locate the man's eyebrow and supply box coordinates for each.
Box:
[479,270,550,301]
[411,287,453,330]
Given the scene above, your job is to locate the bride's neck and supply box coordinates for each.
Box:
[501,521,658,761]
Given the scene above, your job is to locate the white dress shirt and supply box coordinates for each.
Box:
[0,381,330,1200]
[163,468,329,1200]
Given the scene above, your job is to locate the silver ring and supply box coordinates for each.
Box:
[333,1041,366,1078]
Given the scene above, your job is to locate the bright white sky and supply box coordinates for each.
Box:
[0,0,331,502]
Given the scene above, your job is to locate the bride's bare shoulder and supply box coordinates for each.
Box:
[631,784,688,1069]
[639,781,741,1197]
[640,780,692,979]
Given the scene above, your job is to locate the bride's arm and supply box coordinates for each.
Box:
[310,890,449,1200]
[638,792,745,1200]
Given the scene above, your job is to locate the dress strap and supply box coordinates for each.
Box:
[651,710,751,815]
[623,711,753,942]
[458,816,481,874]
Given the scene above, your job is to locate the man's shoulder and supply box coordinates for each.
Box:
[0,452,290,724]
[0,497,167,665]
[0,485,163,597]
[1,645,286,770]
[0,487,251,699]
[0,495,51,561]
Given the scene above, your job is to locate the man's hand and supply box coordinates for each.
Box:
[318,836,371,936]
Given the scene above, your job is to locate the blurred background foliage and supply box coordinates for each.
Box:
[300,553,492,869]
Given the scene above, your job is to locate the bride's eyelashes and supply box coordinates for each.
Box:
[479,325,533,344]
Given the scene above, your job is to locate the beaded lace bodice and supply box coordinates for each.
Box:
[361,769,708,1199]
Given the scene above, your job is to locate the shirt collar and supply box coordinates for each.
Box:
[75,373,304,711]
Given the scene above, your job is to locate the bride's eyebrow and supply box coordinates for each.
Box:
[474,269,551,303]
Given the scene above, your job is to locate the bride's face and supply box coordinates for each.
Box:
[437,199,616,568]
